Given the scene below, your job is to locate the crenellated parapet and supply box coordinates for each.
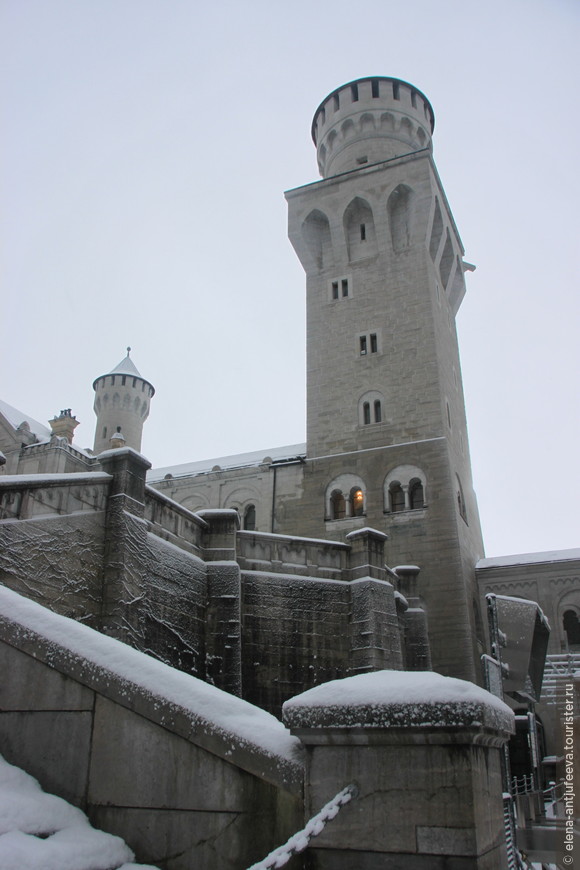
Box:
[311,76,434,178]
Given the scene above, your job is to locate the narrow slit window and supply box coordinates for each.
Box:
[332,281,339,299]
[122,376,126,386]
[371,79,379,98]
[374,400,382,423]
[411,90,417,108]
[363,402,371,425]
[320,107,326,125]
[370,333,378,353]
[360,223,366,241]
[341,278,349,297]
[360,336,367,355]
[392,81,400,100]
[333,93,340,111]
[351,83,359,102]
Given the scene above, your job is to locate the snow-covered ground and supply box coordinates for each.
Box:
[0,754,159,870]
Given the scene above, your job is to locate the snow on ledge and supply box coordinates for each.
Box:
[477,548,580,569]
[0,754,158,870]
[282,670,514,733]
[0,587,303,792]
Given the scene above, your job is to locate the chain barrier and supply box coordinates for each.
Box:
[246,783,358,870]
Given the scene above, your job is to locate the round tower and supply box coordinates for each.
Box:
[92,348,155,454]
[311,76,434,179]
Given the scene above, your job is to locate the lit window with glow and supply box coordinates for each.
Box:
[352,488,364,517]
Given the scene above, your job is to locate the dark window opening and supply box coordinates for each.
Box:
[102,427,107,440]
[360,223,366,241]
[374,400,382,423]
[564,611,580,651]
[370,333,378,353]
[390,483,405,512]
[333,93,340,111]
[411,90,417,108]
[320,107,326,125]
[351,83,359,102]
[371,79,379,98]
[360,336,367,355]
[363,402,371,425]
[392,81,400,100]
[409,479,424,509]
[331,490,346,520]
[332,281,339,299]
[341,278,349,297]
[244,504,256,531]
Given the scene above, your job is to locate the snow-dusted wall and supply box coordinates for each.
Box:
[0,451,426,718]
[0,587,304,870]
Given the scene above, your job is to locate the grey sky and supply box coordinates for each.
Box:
[2,0,579,557]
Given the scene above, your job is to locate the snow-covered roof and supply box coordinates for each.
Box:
[93,348,154,392]
[477,548,580,570]
[0,754,158,869]
[148,442,307,482]
[0,399,51,440]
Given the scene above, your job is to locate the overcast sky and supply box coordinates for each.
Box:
[2,0,579,558]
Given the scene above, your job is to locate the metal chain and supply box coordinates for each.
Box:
[246,784,358,870]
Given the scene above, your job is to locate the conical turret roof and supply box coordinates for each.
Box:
[108,347,143,378]
[93,347,154,394]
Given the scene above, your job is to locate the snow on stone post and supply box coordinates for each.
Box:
[345,527,388,581]
[283,670,514,869]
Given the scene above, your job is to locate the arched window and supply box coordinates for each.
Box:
[358,390,385,427]
[389,482,405,512]
[351,487,364,517]
[563,610,580,651]
[326,473,366,522]
[330,490,346,520]
[343,196,377,262]
[302,209,332,271]
[387,184,415,252]
[384,465,427,513]
[409,478,424,509]
[244,504,256,531]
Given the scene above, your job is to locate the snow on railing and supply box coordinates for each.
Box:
[246,784,357,870]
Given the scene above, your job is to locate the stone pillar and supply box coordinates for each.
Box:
[97,448,151,640]
[198,509,242,697]
[395,565,432,671]
[345,528,388,581]
[283,670,514,869]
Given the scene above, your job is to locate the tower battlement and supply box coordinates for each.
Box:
[312,77,434,178]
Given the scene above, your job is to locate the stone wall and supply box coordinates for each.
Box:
[0,586,303,870]
[0,452,428,716]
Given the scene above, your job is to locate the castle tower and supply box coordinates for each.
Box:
[92,349,154,454]
[285,77,485,682]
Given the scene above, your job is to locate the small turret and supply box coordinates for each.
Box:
[92,348,154,454]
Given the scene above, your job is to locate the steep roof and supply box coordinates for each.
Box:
[108,347,143,378]
[93,348,154,394]
[148,442,307,482]
[0,398,52,440]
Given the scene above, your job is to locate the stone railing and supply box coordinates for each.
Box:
[236,529,350,580]
[0,471,112,521]
[144,484,207,556]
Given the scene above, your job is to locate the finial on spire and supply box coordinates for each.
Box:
[126,346,131,357]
